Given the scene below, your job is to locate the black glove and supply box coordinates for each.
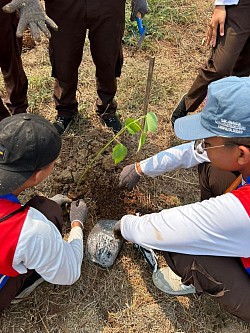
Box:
[70,199,88,228]
[131,0,148,21]
[118,164,141,190]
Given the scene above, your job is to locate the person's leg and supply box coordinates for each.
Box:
[0,98,10,121]
[232,37,250,77]
[186,0,250,113]
[163,252,250,323]
[26,195,64,233]
[45,0,86,132]
[198,162,239,200]
[88,0,125,132]
[171,0,250,126]
[0,0,28,117]
[0,270,34,311]
[0,196,64,311]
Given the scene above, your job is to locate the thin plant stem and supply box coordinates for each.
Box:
[77,116,145,188]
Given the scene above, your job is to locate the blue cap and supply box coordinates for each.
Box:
[174,76,250,141]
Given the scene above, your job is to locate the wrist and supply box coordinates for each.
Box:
[71,220,84,229]
[135,162,143,176]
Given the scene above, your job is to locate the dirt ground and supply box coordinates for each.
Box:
[1,0,250,332]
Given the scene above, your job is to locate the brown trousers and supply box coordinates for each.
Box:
[45,0,125,117]
[163,164,250,322]
[185,0,250,113]
[198,162,240,200]
[0,0,28,119]
[0,196,64,312]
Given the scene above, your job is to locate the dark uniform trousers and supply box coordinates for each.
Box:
[45,0,125,118]
[185,0,250,113]
[163,164,250,322]
[0,0,28,120]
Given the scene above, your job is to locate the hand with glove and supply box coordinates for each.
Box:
[50,194,72,206]
[2,0,58,42]
[130,0,148,21]
[118,163,142,190]
[70,199,88,229]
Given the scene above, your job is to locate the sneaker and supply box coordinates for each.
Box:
[11,271,44,304]
[171,94,187,129]
[100,114,122,134]
[152,267,196,295]
[53,115,75,135]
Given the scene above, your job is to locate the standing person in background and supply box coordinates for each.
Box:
[1,0,58,120]
[171,0,250,127]
[0,113,87,311]
[0,0,28,121]
[44,0,148,135]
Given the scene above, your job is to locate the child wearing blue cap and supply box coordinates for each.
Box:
[117,76,250,322]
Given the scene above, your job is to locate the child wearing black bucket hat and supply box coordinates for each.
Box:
[117,76,250,322]
[0,113,87,311]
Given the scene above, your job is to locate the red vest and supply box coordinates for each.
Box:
[232,185,250,275]
[0,199,29,276]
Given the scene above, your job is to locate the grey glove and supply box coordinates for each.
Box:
[70,199,88,227]
[130,0,148,21]
[119,163,141,190]
[2,0,58,42]
[50,194,72,206]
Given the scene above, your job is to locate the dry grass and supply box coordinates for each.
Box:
[1,0,250,332]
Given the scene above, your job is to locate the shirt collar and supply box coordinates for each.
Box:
[242,176,250,186]
[0,193,20,204]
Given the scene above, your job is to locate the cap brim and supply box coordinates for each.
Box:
[174,112,215,141]
[0,169,33,195]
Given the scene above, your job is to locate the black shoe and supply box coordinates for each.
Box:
[53,115,75,135]
[11,271,44,304]
[100,114,122,134]
[171,94,188,129]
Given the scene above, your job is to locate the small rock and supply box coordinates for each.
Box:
[86,220,124,268]
[102,155,114,171]
[71,171,82,183]
[77,148,89,159]
[60,169,74,182]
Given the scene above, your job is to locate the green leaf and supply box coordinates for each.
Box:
[145,112,158,132]
[125,118,142,134]
[112,143,128,164]
[137,132,146,152]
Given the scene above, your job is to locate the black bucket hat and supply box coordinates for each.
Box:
[0,113,61,195]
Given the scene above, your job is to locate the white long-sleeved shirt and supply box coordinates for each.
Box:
[121,192,250,257]
[214,0,239,5]
[140,141,209,177]
[12,207,83,285]
[120,142,250,258]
